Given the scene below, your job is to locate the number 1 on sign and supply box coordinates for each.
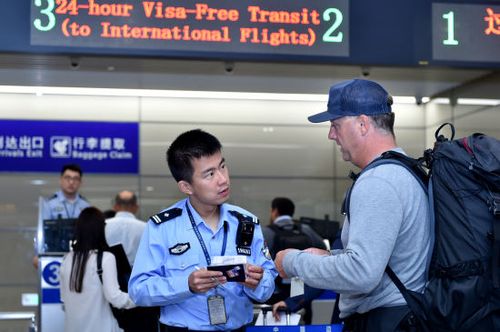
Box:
[442,11,459,45]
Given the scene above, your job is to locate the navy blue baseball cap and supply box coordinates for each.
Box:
[308,79,393,123]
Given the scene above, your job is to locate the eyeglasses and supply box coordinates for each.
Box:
[62,176,81,182]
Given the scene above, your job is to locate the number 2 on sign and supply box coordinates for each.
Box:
[322,8,343,42]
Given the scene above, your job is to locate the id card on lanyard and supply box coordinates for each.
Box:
[186,202,229,325]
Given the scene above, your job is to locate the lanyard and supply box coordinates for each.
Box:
[63,200,76,218]
[185,202,228,266]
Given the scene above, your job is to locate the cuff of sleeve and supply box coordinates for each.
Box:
[282,250,300,277]
[174,276,195,300]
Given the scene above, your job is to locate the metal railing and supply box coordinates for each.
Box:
[0,312,37,332]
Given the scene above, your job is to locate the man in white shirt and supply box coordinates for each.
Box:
[105,190,145,267]
[105,190,159,332]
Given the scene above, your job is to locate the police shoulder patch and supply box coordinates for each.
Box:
[228,210,260,225]
[150,208,182,224]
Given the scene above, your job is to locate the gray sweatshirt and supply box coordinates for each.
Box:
[283,153,432,318]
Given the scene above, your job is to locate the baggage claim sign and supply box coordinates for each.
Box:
[0,120,139,173]
[30,0,349,58]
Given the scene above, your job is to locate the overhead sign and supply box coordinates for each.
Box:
[432,3,500,63]
[0,120,139,173]
[30,0,350,58]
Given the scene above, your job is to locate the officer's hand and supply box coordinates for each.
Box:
[240,264,263,289]
[274,249,298,279]
[272,301,287,321]
[188,268,226,293]
[303,247,331,256]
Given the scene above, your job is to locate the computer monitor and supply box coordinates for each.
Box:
[41,218,76,254]
[299,217,340,245]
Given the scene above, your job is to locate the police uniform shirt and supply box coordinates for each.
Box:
[128,198,277,330]
[42,190,90,220]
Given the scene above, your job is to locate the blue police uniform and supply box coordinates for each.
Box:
[129,198,277,330]
[42,190,90,220]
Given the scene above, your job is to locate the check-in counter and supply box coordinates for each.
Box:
[36,197,76,332]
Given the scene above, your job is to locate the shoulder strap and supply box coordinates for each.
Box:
[386,266,431,331]
[269,221,301,232]
[150,208,182,225]
[96,250,103,284]
[229,210,260,224]
[342,151,428,220]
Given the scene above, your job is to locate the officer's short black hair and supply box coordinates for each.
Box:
[272,197,295,217]
[166,129,222,183]
[61,164,83,177]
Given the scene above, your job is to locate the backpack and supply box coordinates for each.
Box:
[97,249,160,332]
[269,222,313,258]
[343,123,500,331]
[97,248,130,329]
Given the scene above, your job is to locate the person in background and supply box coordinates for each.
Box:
[33,163,90,269]
[262,197,326,259]
[105,190,159,332]
[129,129,277,332]
[105,190,145,268]
[42,163,90,220]
[262,197,326,304]
[274,79,432,332]
[60,207,135,332]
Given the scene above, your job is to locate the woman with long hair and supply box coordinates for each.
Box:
[60,207,135,332]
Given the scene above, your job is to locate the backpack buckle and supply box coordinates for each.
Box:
[492,193,500,218]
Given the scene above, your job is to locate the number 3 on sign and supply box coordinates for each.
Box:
[33,0,56,32]
[322,8,343,42]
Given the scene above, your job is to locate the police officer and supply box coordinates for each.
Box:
[42,164,90,220]
[129,129,277,331]
[33,164,90,269]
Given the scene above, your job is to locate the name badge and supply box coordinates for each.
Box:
[207,295,227,325]
[236,246,251,256]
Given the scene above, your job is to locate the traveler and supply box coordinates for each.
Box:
[263,197,326,259]
[274,79,433,332]
[105,190,145,268]
[60,207,135,332]
[262,197,325,304]
[105,190,159,331]
[129,129,277,331]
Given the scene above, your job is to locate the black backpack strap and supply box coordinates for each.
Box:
[385,266,430,332]
[107,244,132,291]
[342,151,428,219]
[385,266,412,306]
[96,250,103,284]
[493,219,500,288]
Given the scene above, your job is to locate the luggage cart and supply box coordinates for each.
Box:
[249,304,342,332]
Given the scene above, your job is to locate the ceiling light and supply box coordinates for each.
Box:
[429,98,451,105]
[392,96,417,104]
[457,98,500,106]
[0,85,435,104]
[30,179,47,185]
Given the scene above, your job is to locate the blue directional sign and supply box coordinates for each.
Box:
[0,120,139,173]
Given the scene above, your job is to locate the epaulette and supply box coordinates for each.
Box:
[150,208,182,224]
[49,193,58,200]
[229,210,259,224]
[80,195,89,202]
